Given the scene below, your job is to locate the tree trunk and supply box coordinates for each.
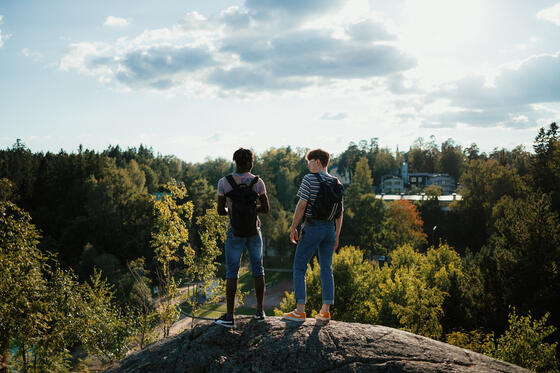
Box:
[0,333,10,373]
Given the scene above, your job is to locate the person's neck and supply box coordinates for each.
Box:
[317,167,327,173]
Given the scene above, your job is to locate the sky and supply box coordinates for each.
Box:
[1,0,560,162]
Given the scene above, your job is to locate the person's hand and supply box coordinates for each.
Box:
[290,227,299,244]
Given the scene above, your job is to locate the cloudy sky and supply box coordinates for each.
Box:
[1,0,560,162]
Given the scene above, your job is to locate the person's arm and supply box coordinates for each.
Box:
[257,193,269,214]
[217,195,228,216]
[334,206,343,250]
[290,198,307,244]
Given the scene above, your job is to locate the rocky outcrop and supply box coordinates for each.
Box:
[105,316,529,373]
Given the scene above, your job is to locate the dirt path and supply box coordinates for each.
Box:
[243,279,292,310]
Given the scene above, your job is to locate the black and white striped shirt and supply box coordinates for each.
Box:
[296,172,339,218]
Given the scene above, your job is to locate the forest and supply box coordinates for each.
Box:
[1,123,559,372]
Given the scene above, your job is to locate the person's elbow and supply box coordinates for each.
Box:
[296,199,307,212]
[217,205,227,215]
[217,196,228,215]
[258,194,270,214]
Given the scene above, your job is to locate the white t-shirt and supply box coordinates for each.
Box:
[217,172,267,225]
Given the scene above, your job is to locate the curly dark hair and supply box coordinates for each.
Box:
[233,148,254,173]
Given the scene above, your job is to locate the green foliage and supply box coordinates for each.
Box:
[474,193,560,330]
[275,244,463,340]
[274,291,296,317]
[196,158,233,188]
[151,180,193,337]
[118,258,156,349]
[260,193,292,255]
[335,139,397,190]
[370,148,399,188]
[445,330,496,354]
[459,158,528,213]
[424,184,443,199]
[2,128,560,369]
[342,157,379,251]
[438,138,466,182]
[446,309,559,373]
[407,136,439,174]
[345,156,373,215]
[1,202,133,371]
[255,147,305,210]
[350,193,385,255]
[532,122,560,211]
[188,178,216,217]
[374,244,456,339]
[379,200,427,253]
[254,147,305,256]
[78,270,134,362]
[448,157,529,253]
[274,246,374,320]
[150,180,227,333]
[186,203,228,328]
[308,246,376,321]
[0,177,18,202]
[492,310,559,372]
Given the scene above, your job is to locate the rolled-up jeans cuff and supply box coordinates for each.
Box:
[323,300,334,305]
[296,299,306,304]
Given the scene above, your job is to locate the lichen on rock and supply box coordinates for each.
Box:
[105,316,530,373]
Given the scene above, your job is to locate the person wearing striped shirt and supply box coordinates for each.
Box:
[283,149,344,323]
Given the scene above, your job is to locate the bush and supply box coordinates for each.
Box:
[275,244,464,340]
[446,309,559,373]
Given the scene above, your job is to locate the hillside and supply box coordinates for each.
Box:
[104,316,529,373]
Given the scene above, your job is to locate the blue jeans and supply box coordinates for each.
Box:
[225,227,264,279]
[293,219,336,305]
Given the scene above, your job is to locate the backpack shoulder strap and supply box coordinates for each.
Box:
[225,175,238,190]
[313,173,323,183]
[249,176,259,187]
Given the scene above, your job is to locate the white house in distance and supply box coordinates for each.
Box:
[382,176,404,194]
[376,193,462,211]
[381,162,456,194]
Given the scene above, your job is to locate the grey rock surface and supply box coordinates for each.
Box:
[105,316,530,373]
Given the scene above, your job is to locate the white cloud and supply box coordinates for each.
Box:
[103,16,130,27]
[22,48,43,62]
[60,2,414,95]
[423,52,560,129]
[59,42,114,76]
[321,112,348,120]
[0,14,10,48]
[537,2,560,26]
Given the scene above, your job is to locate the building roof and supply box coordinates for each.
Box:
[375,194,462,202]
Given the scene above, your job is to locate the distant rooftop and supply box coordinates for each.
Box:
[376,194,462,202]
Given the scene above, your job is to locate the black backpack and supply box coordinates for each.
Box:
[225,175,260,237]
[310,173,344,221]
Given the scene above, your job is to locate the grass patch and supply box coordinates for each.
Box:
[180,302,227,319]
[180,302,275,318]
[180,268,291,319]
[238,268,292,294]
